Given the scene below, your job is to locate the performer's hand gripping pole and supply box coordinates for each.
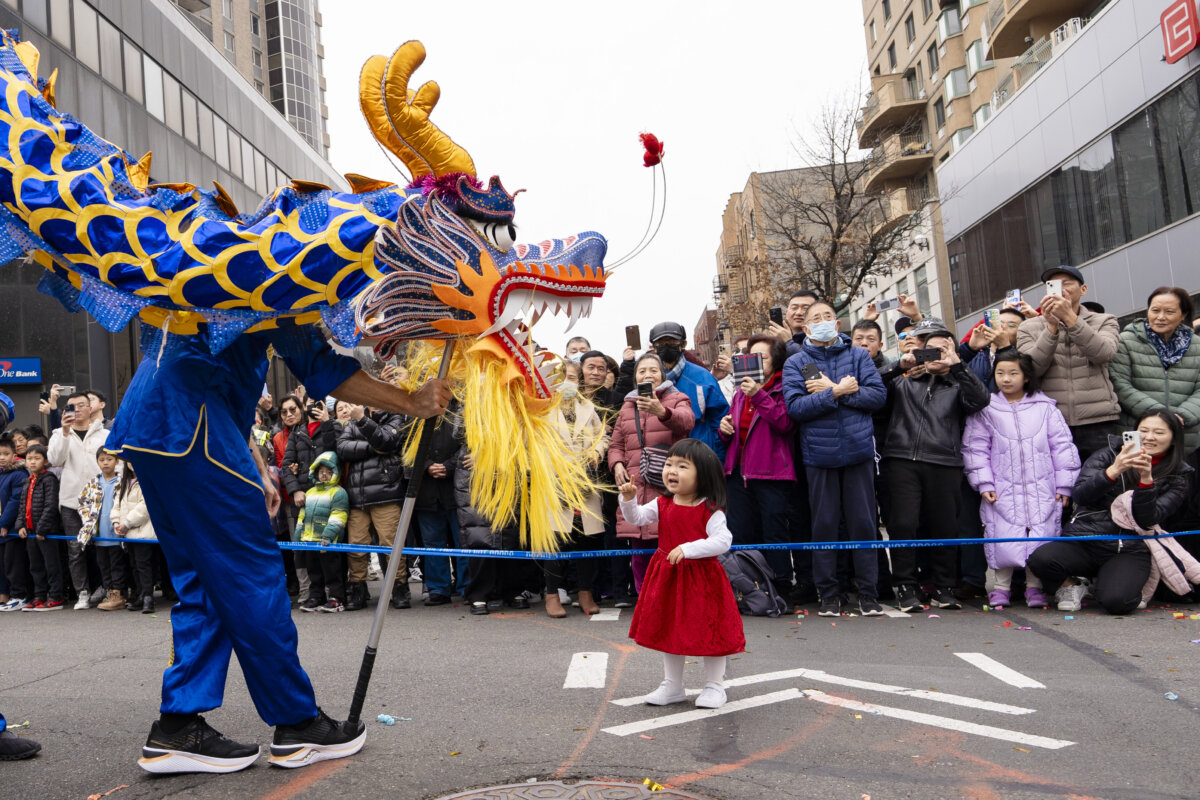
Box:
[348,340,455,725]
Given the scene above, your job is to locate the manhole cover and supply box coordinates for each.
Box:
[433,779,716,799]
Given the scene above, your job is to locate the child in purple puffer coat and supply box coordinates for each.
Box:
[962,351,1081,609]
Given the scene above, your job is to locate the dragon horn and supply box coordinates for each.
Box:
[381,41,475,179]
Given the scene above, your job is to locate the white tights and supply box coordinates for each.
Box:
[992,567,1042,592]
[663,653,726,688]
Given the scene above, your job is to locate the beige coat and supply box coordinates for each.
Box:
[111,481,157,540]
[1016,307,1120,427]
[550,395,608,536]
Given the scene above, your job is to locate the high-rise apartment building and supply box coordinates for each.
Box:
[0,0,346,420]
[937,0,1199,332]
[851,0,1015,345]
[174,0,329,156]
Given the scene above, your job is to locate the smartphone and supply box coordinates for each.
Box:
[800,362,822,381]
[732,353,765,383]
[1122,430,1142,452]
[1005,288,1022,306]
[59,384,76,396]
[625,325,641,350]
[914,347,942,364]
[876,297,902,312]
[1044,279,1063,298]
[769,307,784,326]
[39,390,51,402]
[985,309,1000,328]
[636,381,653,397]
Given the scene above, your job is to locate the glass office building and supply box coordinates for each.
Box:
[0,0,346,423]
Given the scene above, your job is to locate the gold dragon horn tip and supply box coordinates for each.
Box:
[126,151,152,193]
[41,67,57,108]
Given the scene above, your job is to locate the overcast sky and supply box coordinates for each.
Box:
[322,1,867,358]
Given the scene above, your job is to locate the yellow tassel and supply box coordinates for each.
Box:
[400,339,603,553]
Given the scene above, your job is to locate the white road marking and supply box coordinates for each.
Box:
[879,603,911,618]
[610,667,1034,714]
[589,608,621,622]
[955,652,1046,689]
[804,691,1073,750]
[563,652,608,689]
[601,689,805,736]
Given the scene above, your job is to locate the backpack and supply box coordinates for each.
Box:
[719,549,788,617]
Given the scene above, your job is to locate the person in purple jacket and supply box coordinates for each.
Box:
[783,301,888,617]
[717,334,796,595]
[962,352,1080,609]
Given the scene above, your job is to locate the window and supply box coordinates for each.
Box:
[224,31,236,59]
[915,266,930,314]
[49,0,71,48]
[253,149,266,195]
[198,104,214,158]
[904,14,916,45]
[927,43,940,74]
[181,90,199,146]
[73,0,99,72]
[251,13,261,36]
[945,67,969,101]
[162,73,183,134]
[973,103,991,128]
[933,98,946,130]
[1148,77,1200,231]
[241,138,254,186]
[223,0,233,19]
[966,39,994,76]
[98,16,122,88]
[122,41,142,103]
[870,20,877,45]
[213,116,229,170]
[882,0,892,21]
[23,0,47,32]
[143,59,164,121]
[887,42,897,71]
[937,8,962,42]
[922,0,934,18]
[951,126,975,151]
[960,0,987,10]
[228,129,243,178]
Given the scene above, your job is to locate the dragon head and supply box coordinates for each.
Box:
[352,41,607,408]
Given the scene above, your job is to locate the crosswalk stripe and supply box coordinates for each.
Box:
[955,652,1046,689]
[602,689,804,736]
[563,652,608,689]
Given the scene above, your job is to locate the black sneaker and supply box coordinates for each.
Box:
[344,582,368,612]
[470,601,489,615]
[0,729,41,761]
[138,716,259,774]
[506,594,530,609]
[817,597,843,617]
[930,588,962,610]
[389,587,411,610]
[424,593,451,606]
[894,585,922,613]
[299,596,323,613]
[858,597,885,617]
[269,708,366,769]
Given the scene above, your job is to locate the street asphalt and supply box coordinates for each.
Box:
[2,579,1198,800]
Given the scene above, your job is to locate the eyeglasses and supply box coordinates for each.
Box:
[66,403,88,411]
[897,331,912,340]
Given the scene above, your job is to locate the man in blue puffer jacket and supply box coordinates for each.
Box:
[783,301,887,617]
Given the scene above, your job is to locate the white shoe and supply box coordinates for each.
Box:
[695,683,727,709]
[73,594,91,610]
[558,588,571,605]
[1055,579,1088,612]
[643,680,687,706]
[0,598,27,611]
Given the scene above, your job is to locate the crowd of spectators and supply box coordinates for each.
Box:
[2,267,1199,619]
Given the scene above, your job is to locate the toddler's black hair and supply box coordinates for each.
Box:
[665,438,727,511]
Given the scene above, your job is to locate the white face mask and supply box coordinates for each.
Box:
[566,352,583,363]
[807,320,839,343]
[560,381,579,399]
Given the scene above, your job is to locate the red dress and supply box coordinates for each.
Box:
[628,497,746,656]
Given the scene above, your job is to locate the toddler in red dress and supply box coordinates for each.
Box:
[620,439,746,709]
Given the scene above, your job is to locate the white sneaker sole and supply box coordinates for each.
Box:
[695,692,727,709]
[643,691,687,706]
[268,728,366,768]
[138,747,260,774]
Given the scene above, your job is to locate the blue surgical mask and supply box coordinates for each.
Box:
[808,320,838,343]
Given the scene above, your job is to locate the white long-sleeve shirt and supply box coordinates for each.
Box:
[618,496,733,559]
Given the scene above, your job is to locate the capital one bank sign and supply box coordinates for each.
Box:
[1163,0,1200,63]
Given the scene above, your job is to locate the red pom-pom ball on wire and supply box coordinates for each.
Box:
[640,132,664,167]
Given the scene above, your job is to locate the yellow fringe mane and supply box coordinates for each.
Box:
[400,339,603,553]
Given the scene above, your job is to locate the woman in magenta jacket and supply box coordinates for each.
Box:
[718,334,796,591]
[608,353,695,592]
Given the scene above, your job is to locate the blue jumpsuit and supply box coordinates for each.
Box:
[106,326,360,726]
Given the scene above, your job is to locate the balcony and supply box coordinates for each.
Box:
[991,18,1084,111]
[723,245,743,269]
[864,132,934,193]
[712,275,728,294]
[986,0,1094,59]
[870,185,933,236]
[856,76,927,147]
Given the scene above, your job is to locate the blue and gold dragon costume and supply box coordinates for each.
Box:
[0,31,609,733]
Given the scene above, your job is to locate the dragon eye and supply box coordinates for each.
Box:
[484,221,515,252]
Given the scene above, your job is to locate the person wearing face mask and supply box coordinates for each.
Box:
[564,337,592,362]
[783,302,888,616]
[646,322,729,461]
[542,361,608,616]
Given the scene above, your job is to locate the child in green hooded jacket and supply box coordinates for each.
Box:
[295,451,348,613]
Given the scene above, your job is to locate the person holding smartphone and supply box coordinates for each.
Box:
[878,318,990,612]
[1016,266,1120,462]
[782,302,887,616]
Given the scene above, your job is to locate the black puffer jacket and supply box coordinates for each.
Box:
[454,452,520,550]
[880,362,989,467]
[281,421,337,496]
[335,411,407,508]
[1064,435,1193,550]
[19,470,61,536]
[406,410,461,512]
